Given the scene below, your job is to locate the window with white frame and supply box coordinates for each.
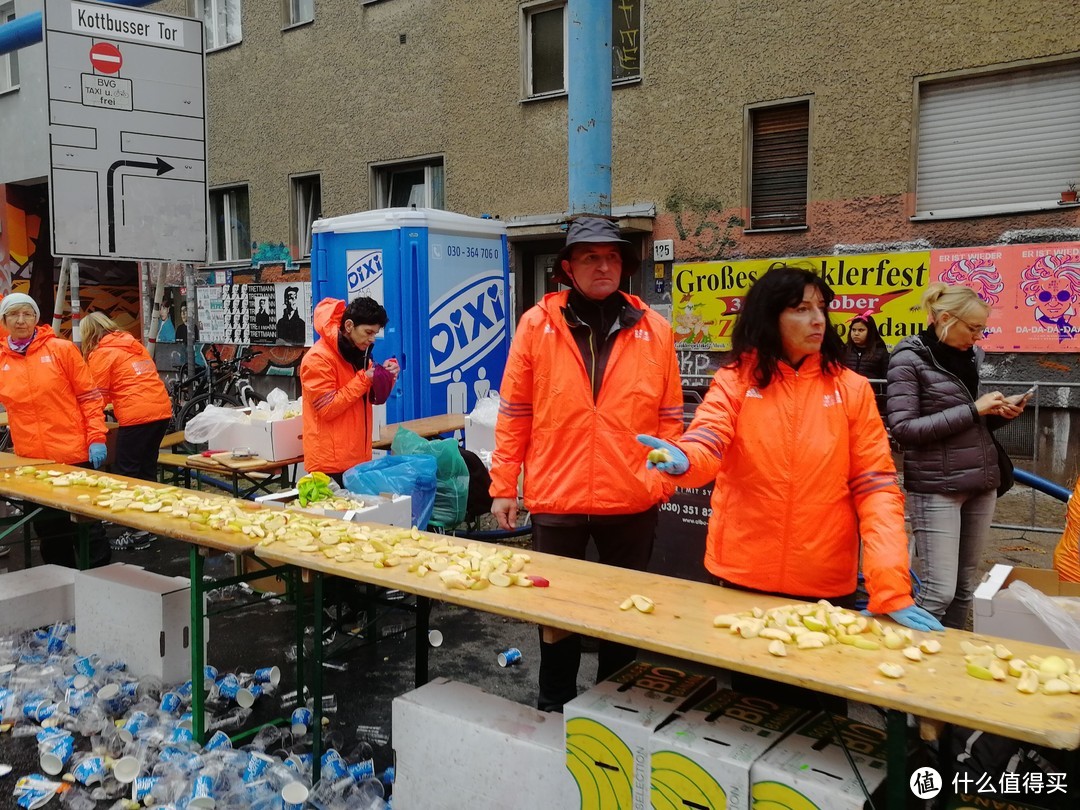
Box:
[209,186,251,262]
[374,158,444,209]
[523,0,641,98]
[747,100,810,230]
[1,2,18,93]
[195,0,242,50]
[915,60,1080,218]
[284,0,313,27]
[291,173,321,258]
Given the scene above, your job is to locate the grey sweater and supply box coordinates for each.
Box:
[885,335,999,494]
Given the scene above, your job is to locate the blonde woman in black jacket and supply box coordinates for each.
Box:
[886,283,1028,629]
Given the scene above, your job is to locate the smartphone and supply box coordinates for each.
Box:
[1008,387,1036,405]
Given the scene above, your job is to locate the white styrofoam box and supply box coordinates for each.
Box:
[218,414,303,461]
[463,414,496,456]
[649,689,808,810]
[255,490,412,527]
[392,678,577,810]
[974,564,1080,650]
[371,403,387,443]
[751,713,888,810]
[75,564,206,684]
[0,565,76,634]
[564,660,716,810]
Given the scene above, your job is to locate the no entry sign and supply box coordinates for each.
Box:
[89,42,123,74]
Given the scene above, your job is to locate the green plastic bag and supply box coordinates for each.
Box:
[390,426,469,528]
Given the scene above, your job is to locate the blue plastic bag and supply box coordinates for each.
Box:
[343,454,437,529]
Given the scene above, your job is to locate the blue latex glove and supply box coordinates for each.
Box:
[887,605,944,632]
[88,443,107,470]
[636,434,689,475]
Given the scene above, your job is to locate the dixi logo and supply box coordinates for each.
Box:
[346,250,384,296]
[429,274,506,383]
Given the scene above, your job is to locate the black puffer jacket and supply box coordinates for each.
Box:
[886,334,999,494]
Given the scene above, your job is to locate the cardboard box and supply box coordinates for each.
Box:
[392,678,578,810]
[75,563,206,684]
[371,403,387,443]
[0,565,76,634]
[564,660,716,810]
[649,689,809,810]
[973,565,1080,651]
[751,713,888,810]
[464,414,496,456]
[255,490,412,527]
[218,413,303,461]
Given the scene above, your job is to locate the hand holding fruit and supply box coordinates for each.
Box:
[636,434,688,475]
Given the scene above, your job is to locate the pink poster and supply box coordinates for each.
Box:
[930,243,1080,352]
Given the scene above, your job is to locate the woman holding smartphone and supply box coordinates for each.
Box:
[886,283,1028,629]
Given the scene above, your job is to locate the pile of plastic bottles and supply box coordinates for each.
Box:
[0,622,394,809]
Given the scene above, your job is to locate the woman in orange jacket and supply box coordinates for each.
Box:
[639,264,942,633]
[0,294,109,566]
[81,312,173,550]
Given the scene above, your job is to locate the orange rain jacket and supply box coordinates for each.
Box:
[1053,475,1080,583]
[0,325,107,464]
[300,299,376,475]
[489,290,683,515]
[87,331,172,427]
[673,356,913,615]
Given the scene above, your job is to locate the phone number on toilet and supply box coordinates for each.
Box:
[659,503,713,518]
[445,245,500,259]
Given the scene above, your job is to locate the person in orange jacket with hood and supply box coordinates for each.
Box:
[639,264,943,634]
[0,293,109,566]
[81,312,174,551]
[489,216,683,712]
[300,296,399,483]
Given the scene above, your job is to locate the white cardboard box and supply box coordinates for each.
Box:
[392,677,578,810]
[218,414,303,461]
[973,564,1080,650]
[751,713,888,810]
[564,660,716,810]
[255,490,412,527]
[0,565,76,634]
[649,689,809,810]
[463,414,496,456]
[75,564,206,684]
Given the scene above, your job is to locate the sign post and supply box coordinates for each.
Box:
[44,0,206,262]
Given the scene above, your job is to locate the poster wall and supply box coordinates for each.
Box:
[186,282,312,346]
[672,242,1080,353]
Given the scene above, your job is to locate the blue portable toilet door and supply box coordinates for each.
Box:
[311,229,409,423]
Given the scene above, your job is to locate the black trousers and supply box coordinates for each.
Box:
[531,507,658,712]
[32,462,109,568]
[113,419,170,481]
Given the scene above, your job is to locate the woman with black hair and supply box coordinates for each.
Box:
[638,263,941,632]
[842,311,890,414]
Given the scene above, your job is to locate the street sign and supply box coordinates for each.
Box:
[44,0,207,262]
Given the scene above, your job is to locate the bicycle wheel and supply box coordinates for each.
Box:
[175,392,241,452]
[236,380,265,409]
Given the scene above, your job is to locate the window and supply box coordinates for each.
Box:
[523,1,641,98]
[284,0,313,27]
[915,60,1080,218]
[291,173,321,258]
[374,158,444,209]
[209,186,251,263]
[0,3,18,93]
[747,101,810,230]
[195,0,242,50]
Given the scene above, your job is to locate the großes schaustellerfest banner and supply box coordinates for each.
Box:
[672,243,1080,352]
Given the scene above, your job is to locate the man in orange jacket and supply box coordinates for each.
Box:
[490,217,682,712]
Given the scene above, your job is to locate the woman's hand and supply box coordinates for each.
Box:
[383,357,400,381]
[974,391,1009,416]
[636,435,689,475]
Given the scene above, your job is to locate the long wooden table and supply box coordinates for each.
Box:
[373,413,465,450]
[1,462,1077,808]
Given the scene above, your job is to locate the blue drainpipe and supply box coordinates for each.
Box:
[566,0,612,216]
[0,1,162,56]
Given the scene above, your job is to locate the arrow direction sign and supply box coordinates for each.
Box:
[44,0,206,262]
[107,157,175,252]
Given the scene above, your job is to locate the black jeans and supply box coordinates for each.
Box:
[113,419,170,481]
[531,507,658,711]
[32,463,109,568]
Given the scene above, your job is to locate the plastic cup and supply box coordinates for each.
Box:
[427,629,444,647]
[159,691,182,714]
[112,755,141,784]
[117,709,151,743]
[38,732,74,775]
[281,781,309,810]
[203,729,233,751]
[290,706,312,736]
[497,647,523,667]
[71,753,106,786]
[252,666,281,687]
[242,751,275,784]
[188,771,217,809]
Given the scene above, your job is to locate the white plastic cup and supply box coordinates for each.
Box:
[112,755,141,784]
[252,666,281,687]
[38,732,74,775]
[281,781,309,810]
[497,647,523,667]
[427,629,444,647]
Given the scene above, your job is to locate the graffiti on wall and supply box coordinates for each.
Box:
[664,188,745,261]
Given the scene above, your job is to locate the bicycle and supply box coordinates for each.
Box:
[171,346,264,441]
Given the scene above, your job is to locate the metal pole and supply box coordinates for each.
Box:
[69,260,82,346]
[0,2,164,57]
[567,0,613,215]
[51,257,69,332]
[146,262,167,358]
[184,264,197,378]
